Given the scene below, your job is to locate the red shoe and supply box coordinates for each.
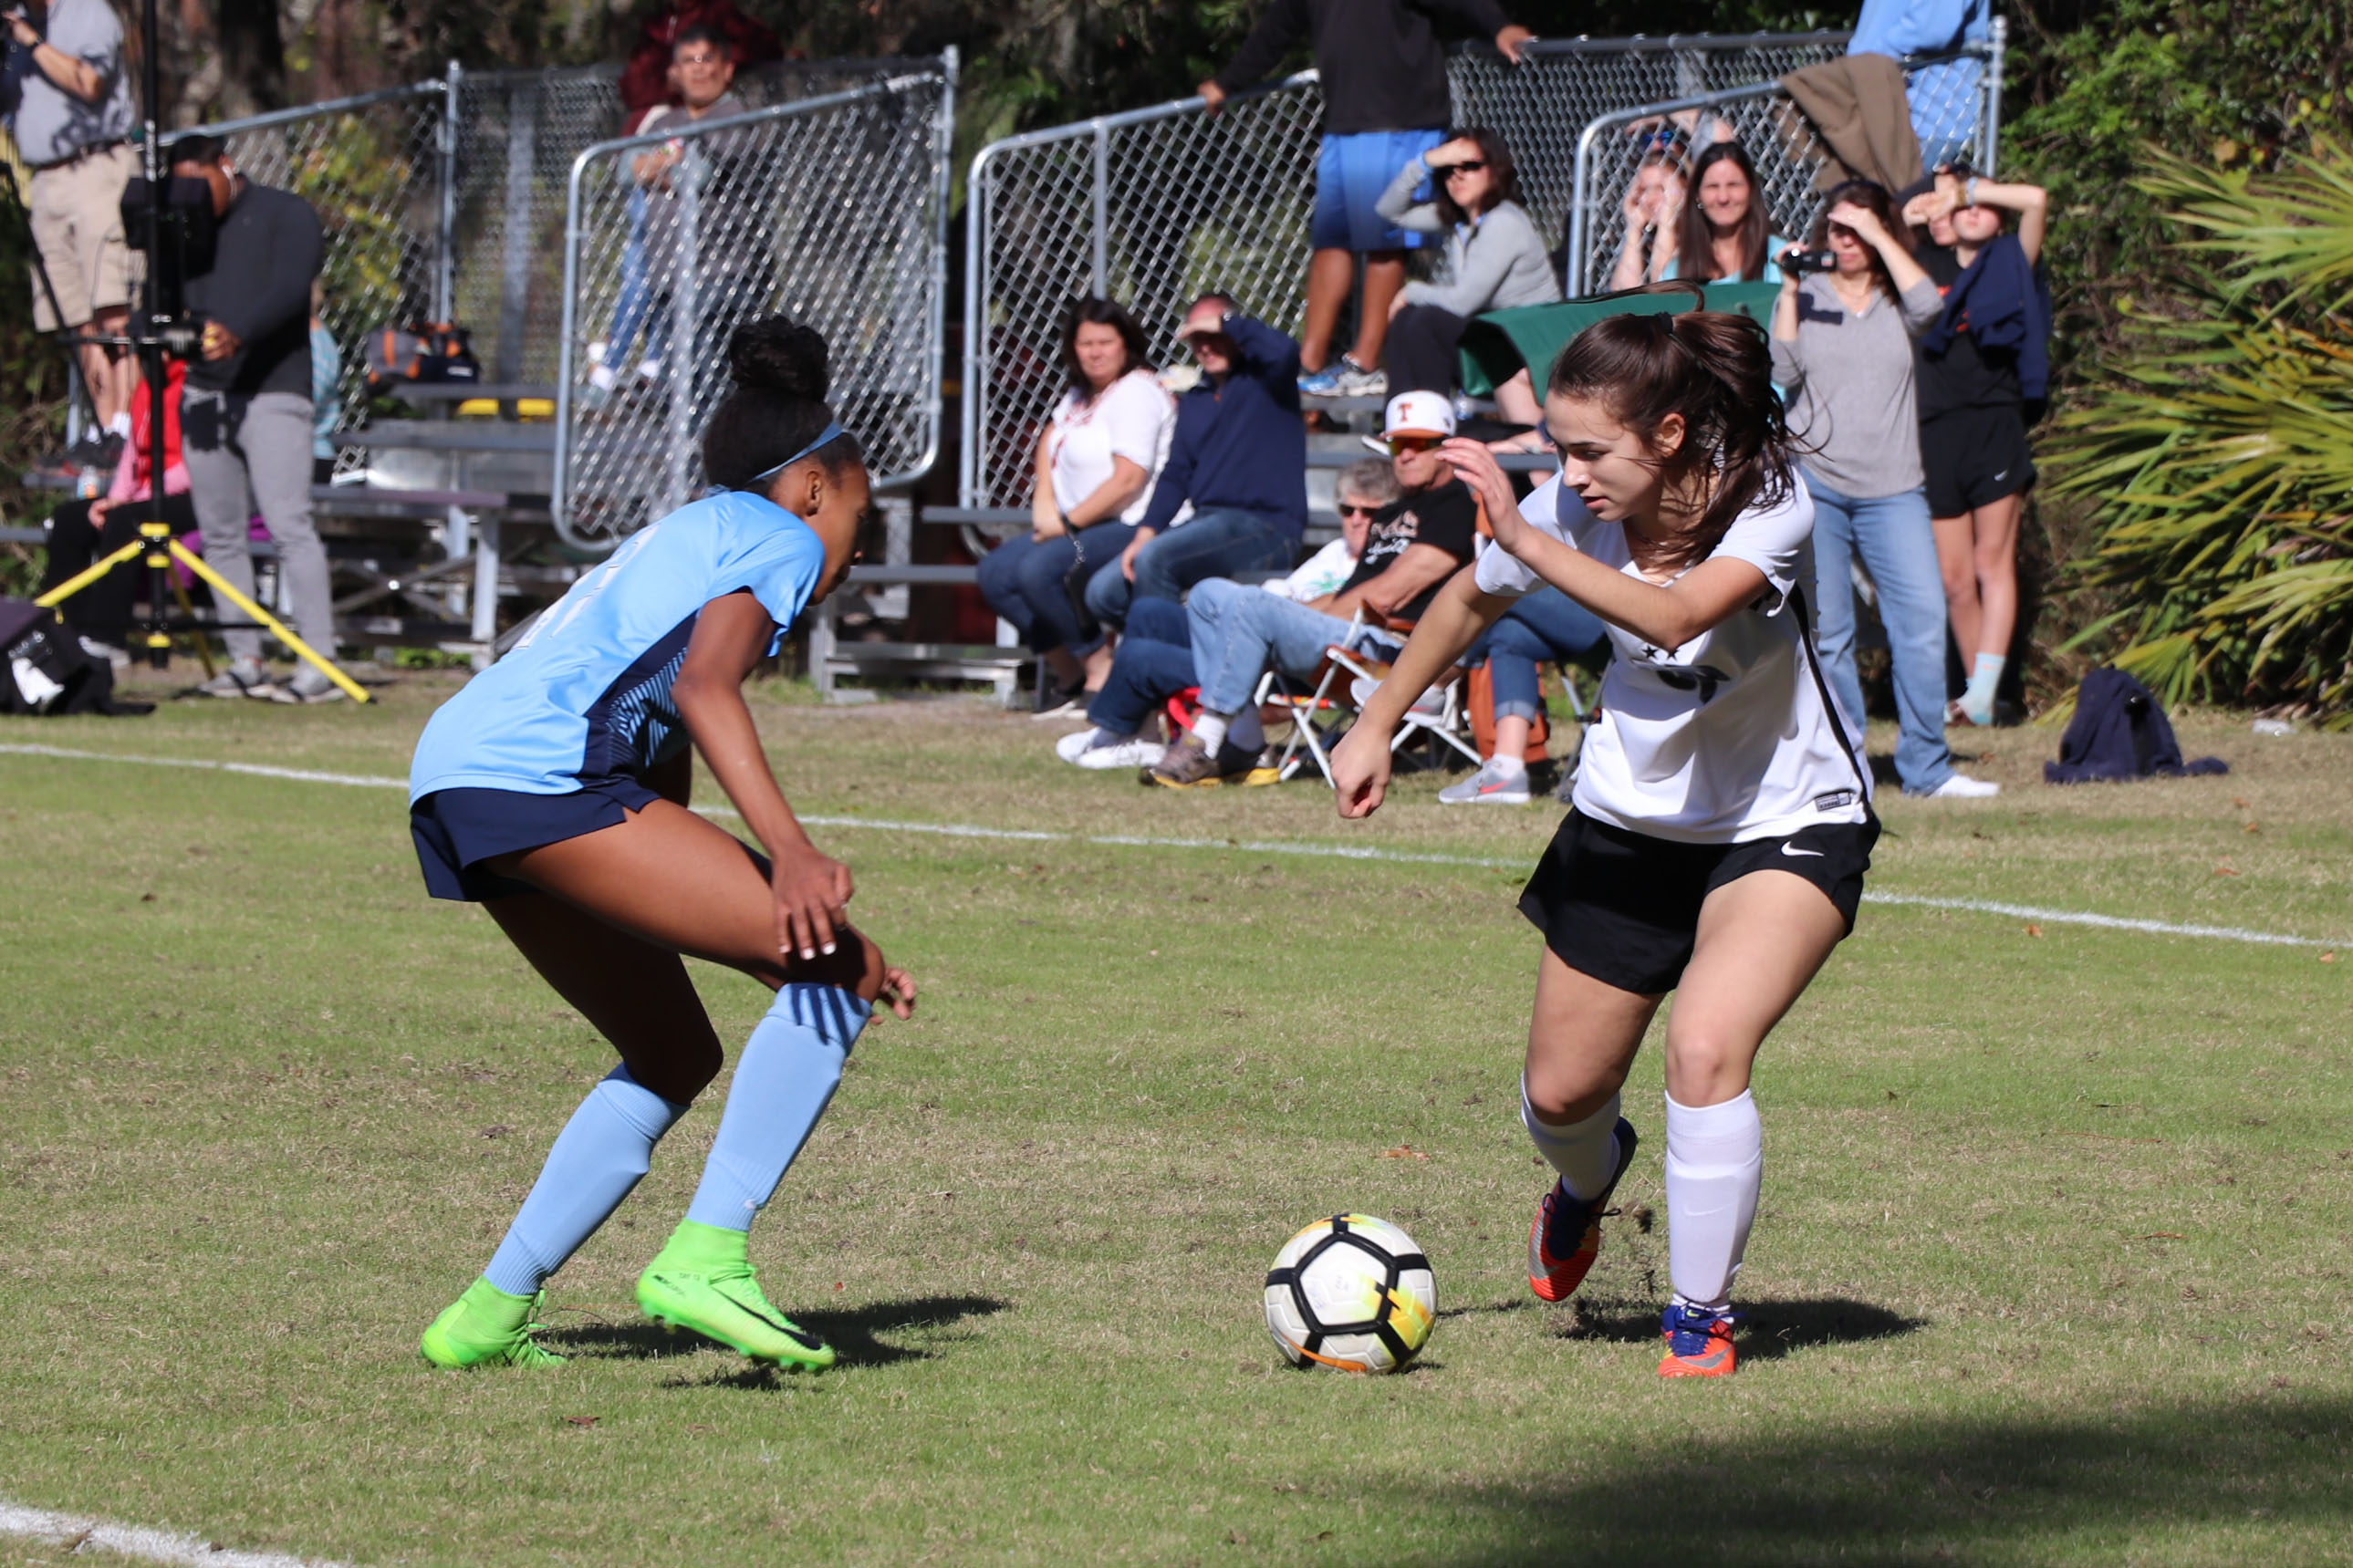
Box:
[1658,1303,1737,1377]
[1525,1118,1639,1302]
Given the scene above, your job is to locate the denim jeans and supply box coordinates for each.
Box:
[1184,576,1396,716]
[1084,506,1297,625]
[1804,470,1953,794]
[975,522,1140,658]
[605,188,670,369]
[1085,597,1195,736]
[1469,587,1609,722]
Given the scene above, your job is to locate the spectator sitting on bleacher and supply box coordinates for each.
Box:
[1055,457,1397,772]
[1627,140,1792,288]
[37,355,187,668]
[1144,392,1480,788]
[1375,128,1558,398]
[976,296,1173,709]
[1442,583,1608,805]
[1083,295,1306,629]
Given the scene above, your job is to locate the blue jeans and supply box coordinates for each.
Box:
[1470,587,1609,722]
[1804,472,1953,794]
[605,187,670,369]
[975,523,1140,658]
[1184,576,1396,717]
[1084,507,1297,626]
[1085,597,1195,736]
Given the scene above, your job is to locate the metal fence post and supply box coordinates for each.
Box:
[908,46,956,492]
[1090,121,1109,296]
[961,142,994,508]
[495,78,540,392]
[1980,16,2006,176]
[669,144,703,514]
[436,60,462,321]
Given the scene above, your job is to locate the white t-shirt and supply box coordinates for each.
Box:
[1261,537,1359,600]
[1046,369,1174,525]
[1475,473,1869,844]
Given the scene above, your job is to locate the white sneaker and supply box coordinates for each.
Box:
[1920,772,1999,799]
[1439,759,1532,805]
[1073,736,1166,771]
[1348,673,1444,718]
[1055,728,1098,762]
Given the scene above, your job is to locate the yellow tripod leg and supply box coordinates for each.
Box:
[167,541,371,704]
[32,540,146,609]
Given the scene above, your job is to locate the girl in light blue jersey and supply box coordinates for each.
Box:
[411,318,914,1373]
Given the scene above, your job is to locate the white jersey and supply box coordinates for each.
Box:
[1474,473,1869,844]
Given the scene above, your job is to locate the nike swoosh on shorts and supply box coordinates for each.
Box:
[1780,844,1825,857]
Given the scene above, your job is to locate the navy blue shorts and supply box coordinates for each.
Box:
[411,775,663,902]
[1312,130,1443,253]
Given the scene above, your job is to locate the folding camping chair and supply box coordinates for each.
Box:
[1258,611,1481,786]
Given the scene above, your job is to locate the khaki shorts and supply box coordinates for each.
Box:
[28,141,136,332]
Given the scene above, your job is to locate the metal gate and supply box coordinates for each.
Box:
[552,67,954,547]
[958,33,1858,511]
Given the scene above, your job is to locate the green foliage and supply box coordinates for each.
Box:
[2045,140,2353,721]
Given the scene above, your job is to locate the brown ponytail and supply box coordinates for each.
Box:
[1544,283,1796,571]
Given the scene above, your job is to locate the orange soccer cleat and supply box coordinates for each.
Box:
[1657,1303,1737,1377]
[1526,1118,1639,1303]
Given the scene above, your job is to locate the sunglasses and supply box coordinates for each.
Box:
[1386,434,1443,453]
[1442,160,1488,176]
[1335,502,1381,518]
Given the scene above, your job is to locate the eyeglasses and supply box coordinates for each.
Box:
[1386,435,1443,453]
[1335,503,1381,518]
[1442,160,1488,176]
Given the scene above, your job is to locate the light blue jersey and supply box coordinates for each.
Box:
[410,492,825,801]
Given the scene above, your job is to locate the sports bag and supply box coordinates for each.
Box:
[0,598,146,716]
[363,322,484,389]
[2045,667,2226,784]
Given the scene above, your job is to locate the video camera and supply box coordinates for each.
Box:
[118,169,217,358]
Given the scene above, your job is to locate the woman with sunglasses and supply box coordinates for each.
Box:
[408,317,913,1373]
[1331,301,1880,1378]
[1373,128,1560,398]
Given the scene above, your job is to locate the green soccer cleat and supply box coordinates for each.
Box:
[637,1220,836,1371]
[419,1278,567,1369]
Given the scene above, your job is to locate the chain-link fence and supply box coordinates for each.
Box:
[193,84,449,438]
[449,58,939,389]
[1566,35,2004,296]
[553,68,953,548]
[959,33,1862,510]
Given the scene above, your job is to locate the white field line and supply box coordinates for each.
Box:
[0,1498,349,1568]
[1,742,2337,949]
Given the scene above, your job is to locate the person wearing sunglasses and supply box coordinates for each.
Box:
[1145,391,1479,788]
[1374,128,1560,400]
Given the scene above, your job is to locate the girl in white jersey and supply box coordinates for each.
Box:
[1332,296,1874,1378]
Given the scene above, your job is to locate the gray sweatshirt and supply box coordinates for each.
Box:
[1770,272,1943,498]
[1375,159,1560,317]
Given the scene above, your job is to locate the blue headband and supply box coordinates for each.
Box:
[743,421,846,488]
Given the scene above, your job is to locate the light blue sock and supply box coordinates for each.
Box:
[1961,652,2005,724]
[483,1064,689,1297]
[683,984,871,1232]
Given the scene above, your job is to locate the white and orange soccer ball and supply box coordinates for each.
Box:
[1263,1214,1437,1374]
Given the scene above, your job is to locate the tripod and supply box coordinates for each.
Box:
[28,0,369,704]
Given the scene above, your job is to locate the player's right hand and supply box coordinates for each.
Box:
[1330,726,1391,820]
[772,845,853,962]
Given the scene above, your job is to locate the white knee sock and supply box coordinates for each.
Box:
[1662,1090,1762,1313]
[1521,1080,1622,1200]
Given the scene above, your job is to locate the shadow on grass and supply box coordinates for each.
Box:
[1560,1295,1922,1363]
[545,1293,1010,1375]
[1419,1397,2353,1566]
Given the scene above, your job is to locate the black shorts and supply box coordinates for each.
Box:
[410,774,662,901]
[1921,403,2035,518]
[1517,810,1880,995]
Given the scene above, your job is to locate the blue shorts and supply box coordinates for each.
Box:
[411,775,663,901]
[1312,130,1443,253]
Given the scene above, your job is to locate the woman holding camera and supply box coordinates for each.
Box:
[1771,181,1995,799]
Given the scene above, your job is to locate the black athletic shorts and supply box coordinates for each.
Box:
[410,774,663,901]
[1517,809,1881,995]
[1921,403,2035,518]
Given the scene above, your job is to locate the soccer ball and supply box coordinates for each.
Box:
[1263,1214,1437,1373]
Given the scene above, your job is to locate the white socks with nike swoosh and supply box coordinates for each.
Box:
[1663,1090,1762,1314]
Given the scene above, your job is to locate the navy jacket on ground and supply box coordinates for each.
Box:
[2045,667,2226,784]
[1918,231,2052,403]
[1137,313,1308,540]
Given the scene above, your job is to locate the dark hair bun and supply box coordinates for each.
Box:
[727,317,830,401]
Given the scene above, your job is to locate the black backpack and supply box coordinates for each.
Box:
[2045,667,2224,784]
[0,599,150,716]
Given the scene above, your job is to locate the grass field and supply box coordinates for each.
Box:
[2,671,2348,1565]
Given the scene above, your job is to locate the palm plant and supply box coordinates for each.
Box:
[2046,140,2353,721]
